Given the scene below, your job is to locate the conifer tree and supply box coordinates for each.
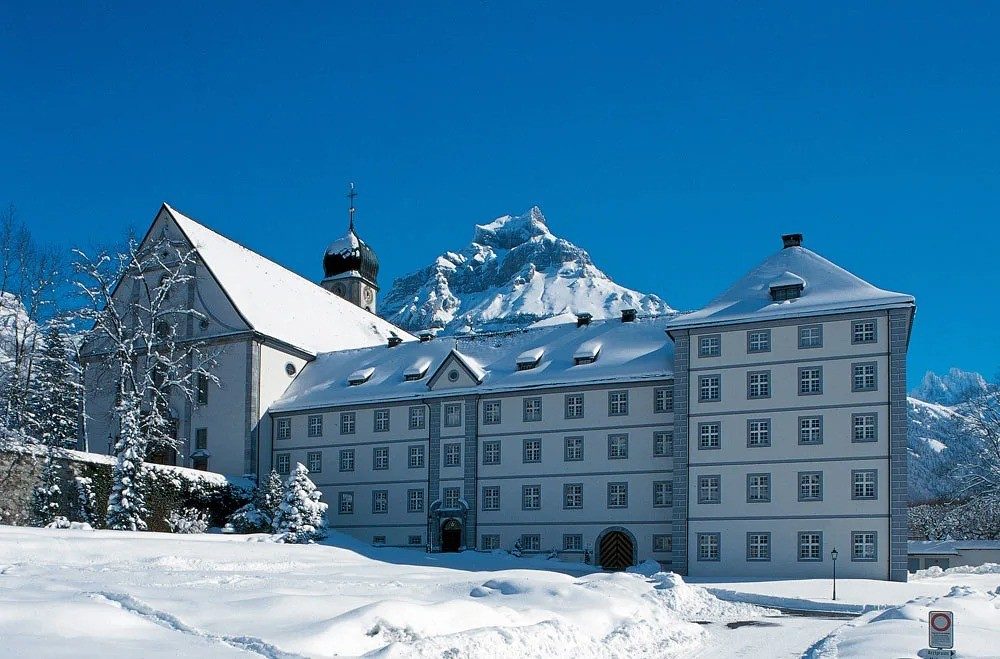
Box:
[273,463,327,543]
[227,469,285,533]
[73,476,96,526]
[28,325,81,447]
[30,451,62,526]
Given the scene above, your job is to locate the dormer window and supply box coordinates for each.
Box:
[348,367,375,386]
[516,348,544,371]
[768,271,806,302]
[573,340,601,365]
[404,358,431,382]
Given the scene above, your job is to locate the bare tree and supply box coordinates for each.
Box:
[952,381,1000,504]
[75,233,217,530]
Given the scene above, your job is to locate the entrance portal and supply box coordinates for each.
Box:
[598,530,635,570]
[441,518,462,552]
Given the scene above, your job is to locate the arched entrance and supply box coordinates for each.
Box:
[597,527,636,570]
[441,518,463,552]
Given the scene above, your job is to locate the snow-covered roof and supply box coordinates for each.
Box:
[163,204,412,355]
[348,367,376,385]
[403,358,432,380]
[908,540,1000,555]
[573,340,602,362]
[666,244,914,331]
[325,230,361,256]
[270,315,674,412]
[516,347,545,366]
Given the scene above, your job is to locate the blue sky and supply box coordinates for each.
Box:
[2,2,997,387]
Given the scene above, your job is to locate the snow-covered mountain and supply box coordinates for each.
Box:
[910,368,990,406]
[379,207,673,334]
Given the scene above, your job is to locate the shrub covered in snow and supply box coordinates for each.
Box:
[909,498,1000,540]
[273,463,327,543]
[72,476,96,526]
[226,469,283,534]
[165,508,210,534]
[44,516,92,530]
[30,452,62,527]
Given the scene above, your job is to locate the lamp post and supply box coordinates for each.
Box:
[831,548,839,601]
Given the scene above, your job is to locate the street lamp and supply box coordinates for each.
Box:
[831,548,839,601]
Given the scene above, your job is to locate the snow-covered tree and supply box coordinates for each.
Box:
[27,324,81,447]
[273,463,327,543]
[165,507,209,534]
[951,381,1000,504]
[72,476,97,526]
[30,451,62,526]
[227,469,284,533]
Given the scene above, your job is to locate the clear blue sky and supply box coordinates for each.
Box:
[2,2,997,387]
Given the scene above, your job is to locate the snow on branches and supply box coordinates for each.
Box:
[273,463,328,543]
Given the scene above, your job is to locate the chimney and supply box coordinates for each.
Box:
[418,331,433,343]
[621,309,637,323]
[782,233,803,249]
[387,334,403,348]
[575,312,593,327]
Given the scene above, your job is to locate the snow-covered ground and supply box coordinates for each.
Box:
[1,526,998,658]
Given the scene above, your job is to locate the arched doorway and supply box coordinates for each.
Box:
[598,528,636,570]
[441,518,462,552]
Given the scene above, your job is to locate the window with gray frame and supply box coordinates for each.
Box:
[699,374,721,402]
[523,397,542,422]
[853,413,877,442]
[747,371,771,399]
[852,469,878,499]
[608,433,628,459]
[654,386,674,413]
[852,362,878,392]
[443,487,461,508]
[564,436,583,461]
[408,445,425,468]
[338,491,354,514]
[747,532,771,561]
[852,531,877,561]
[372,490,388,514]
[563,483,582,509]
[798,324,823,348]
[196,373,209,405]
[482,485,500,510]
[409,406,426,430]
[481,534,500,550]
[852,319,877,344]
[444,403,463,427]
[798,471,823,501]
[340,412,356,434]
[275,453,290,475]
[747,419,771,447]
[747,329,771,353]
[698,334,721,357]
[798,366,823,395]
[307,451,322,473]
[339,448,355,472]
[522,485,541,510]
[608,390,629,416]
[195,428,208,451]
[276,418,291,440]
[523,438,541,463]
[698,422,721,450]
[308,414,323,437]
[654,481,673,507]
[653,534,672,552]
[799,416,823,445]
[483,400,501,425]
[408,534,422,546]
[521,534,541,551]
[373,446,389,470]
[747,473,770,502]
[797,531,823,561]
[698,475,721,504]
[374,409,390,432]
[697,533,720,561]
[653,430,673,457]
[407,489,424,512]
[482,440,501,465]
[563,534,583,551]
[607,482,628,508]
[444,442,462,467]
[564,393,584,419]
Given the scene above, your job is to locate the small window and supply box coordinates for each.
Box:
[852,469,878,500]
[340,412,356,435]
[523,439,541,463]
[564,393,584,419]
[698,334,721,358]
[852,362,878,392]
[444,442,462,467]
[408,534,423,546]
[308,414,323,438]
[447,369,459,382]
[196,373,209,406]
[409,406,426,430]
[372,535,386,545]
[654,481,673,507]
[339,449,355,472]
[698,422,721,450]
[443,487,461,508]
[747,473,770,503]
[653,534,672,552]
[798,324,823,349]
[698,475,721,504]
[798,366,823,395]
[276,418,291,440]
[563,483,583,509]
[699,375,721,402]
[853,413,877,442]
[407,489,424,512]
[192,456,208,471]
[444,403,463,427]
[770,284,802,301]
[520,534,541,551]
[799,416,823,445]
[482,440,501,465]
[372,490,388,514]
[653,386,674,413]
[607,482,628,508]
[608,433,628,459]
[483,400,502,425]
[697,533,720,561]
[408,445,425,468]
[563,534,583,551]
[522,485,541,510]
[747,419,771,448]
[747,329,771,354]
[306,451,322,473]
[747,371,771,399]
[195,428,208,451]
[523,397,542,422]
[798,471,823,501]
[653,430,673,457]
[481,534,501,550]
[373,446,389,470]
[797,531,823,561]
[482,485,500,511]
[852,531,877,561]
[564,436,583,461]
[338,491,354,514]
[747,532,771,561]
[852,319,877,344]
[374,409,390,432]
[275,453,290,475]
[284,362,297,376]
[608,390,629,416]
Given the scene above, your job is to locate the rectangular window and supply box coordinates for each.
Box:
[852,531,878,561]
[372,490,388,514]
[654,481,673,507]
[483,400,502,425]
[608,482,628,508]
[408,534,422,546]
[697,533,720,561]
[195,428,208,451]
[852,319,877,344]
[563,534,583,551]
[563,483,583,509]
[522,485,541,510]
[798,366,823,395]
[747,419,771,448]
[608,433,629,459]
[698,475,721,504]
[374,409,390,432]
[523,439,541,463]
[852,469,878,500]
[276,418,291,440]
[340,412,356,435]
[747,329,771,353]
[372,535,386,545]
[306,451,322,473]
[409,406,426,430]
[798,531,823,561]
[521,534,541,551]
[308,414,323,438]
[564,393,584,419]
[338,491,354,514]
[699,374,721,402]
[747,532,771,561]
[481,534,501,550]
[523,397,542,422]
[853,413,878,442]
[654,386,674,413]
[373,446,389,470]
[339,449,355,472]
[852,362,878,392]
[444,442,462,467]
[275,453,290,475]
[482,485,500,511]
[443,487,461,508]
[747,371,771,399]
[798,471,823,501]
[653,534,672,552]
[799,416,823,445]
[653,430,673,457]
[798,324,823,349]
[564,436,584,461]
[196,373,209,405]
[608,390,629,416]
[698,422,721,450]
[747,473,770,503]
[482,440,501,465]
[407,489,424,513]
[408,445,425,468]
[698,334,721,358]
[444,403,463,427]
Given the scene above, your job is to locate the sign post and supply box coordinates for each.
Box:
[926,610,955,658]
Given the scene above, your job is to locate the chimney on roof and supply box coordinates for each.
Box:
[621,309,637,323]
[576,312,593,327]
[387,334,403,348]
[418,331,433,343]
[782,233,803,249]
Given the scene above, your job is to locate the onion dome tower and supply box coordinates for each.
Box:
[320,183,379,313]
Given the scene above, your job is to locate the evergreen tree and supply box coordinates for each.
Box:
[73,476,96,526]
[30,451,62,526]
[273,463,327,543]
[227,470,285,533]
[105,399,148,531]
[261,469,284,529]
[28,325,81,447]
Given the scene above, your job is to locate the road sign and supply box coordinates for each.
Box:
[924,649,955,659]
[928,610,954,649]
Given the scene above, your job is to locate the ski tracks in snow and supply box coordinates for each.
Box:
[88,591,303,659]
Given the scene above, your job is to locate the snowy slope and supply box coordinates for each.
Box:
[380,207,673,334]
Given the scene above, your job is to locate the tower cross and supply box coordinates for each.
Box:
[347,182,358,230]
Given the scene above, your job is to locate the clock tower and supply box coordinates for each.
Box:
[320,184,379,313]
